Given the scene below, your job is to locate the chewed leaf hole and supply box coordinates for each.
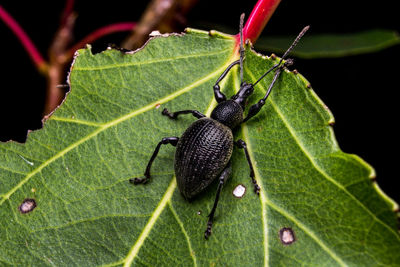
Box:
[279,227,296,245]
[233,184,246,198]
[19,198,37,214]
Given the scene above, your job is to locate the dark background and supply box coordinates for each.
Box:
[1,1,399,203]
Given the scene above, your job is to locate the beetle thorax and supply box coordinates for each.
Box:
[210,100,243,129]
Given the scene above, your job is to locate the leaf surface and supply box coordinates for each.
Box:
[0,29,399,266]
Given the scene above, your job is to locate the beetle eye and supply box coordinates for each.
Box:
[246,88,253,95]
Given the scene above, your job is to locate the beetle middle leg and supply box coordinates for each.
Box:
[242,67,283,123]
[130,137,179,185]
[235,139,260,195]
[162,108,205,119]
[205,161,232,239]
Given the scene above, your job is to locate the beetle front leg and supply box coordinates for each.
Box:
[213,60,240,103]
[243,68,283,123]
[205,161,232,239]
[130,137,179,185]
[243,59,294,123]
[235,139,260,195]
[162,108,205,120]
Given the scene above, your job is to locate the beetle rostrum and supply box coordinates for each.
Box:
[130,14,309,239]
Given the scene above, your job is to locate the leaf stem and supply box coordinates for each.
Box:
[239,0,282,44]
[0,5,48,74]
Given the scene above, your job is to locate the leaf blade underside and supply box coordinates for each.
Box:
[255,29,400,58]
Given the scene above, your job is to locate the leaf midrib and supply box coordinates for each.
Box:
[229,67,269,267]
[120,51,238,266]
[123,178,177,267]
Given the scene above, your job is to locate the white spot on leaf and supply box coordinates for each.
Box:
[279,227,296,245]
[233,184,246,198]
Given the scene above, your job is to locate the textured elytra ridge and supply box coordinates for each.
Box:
[1,29,399,266]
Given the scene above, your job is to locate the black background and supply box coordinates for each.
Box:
[1,1,399,203]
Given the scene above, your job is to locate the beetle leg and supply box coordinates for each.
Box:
[235,139,260,195]
[243,68,283,123]
[242,27,311,123]
[162,108,205,120]
[213,59,240,103]
[130,137,179,185]
[205,161,232,239]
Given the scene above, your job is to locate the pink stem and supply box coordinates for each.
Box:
[238,0,282,44]
[67,22,136,57]
[0,5,48,73]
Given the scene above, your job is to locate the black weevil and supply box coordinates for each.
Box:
[131,14,309,239]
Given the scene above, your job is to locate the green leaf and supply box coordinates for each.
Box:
[255,29,400,58]
[1,28,399,266]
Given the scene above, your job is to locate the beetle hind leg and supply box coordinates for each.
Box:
[235,139,260,195]
[205,161,232,239]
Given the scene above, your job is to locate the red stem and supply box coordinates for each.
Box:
[67,22,136,58]
[239,0,282,44]
[0,5,48,74]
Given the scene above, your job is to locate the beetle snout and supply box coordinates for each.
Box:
[232,82,254,108]
[236,82,254,98]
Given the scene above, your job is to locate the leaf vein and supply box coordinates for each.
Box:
[123,178,177,267]
[168,202,197,267]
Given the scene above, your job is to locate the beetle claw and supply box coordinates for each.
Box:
[161,108,169,115]
[204,221,212,239]
[162,108,175,119]
[129,177,148,185]
[254,183,260,195]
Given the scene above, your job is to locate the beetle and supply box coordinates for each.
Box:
[131,14,309,239]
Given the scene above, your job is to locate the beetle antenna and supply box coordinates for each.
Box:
[253,25,310,87]
[239,13,245,85]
